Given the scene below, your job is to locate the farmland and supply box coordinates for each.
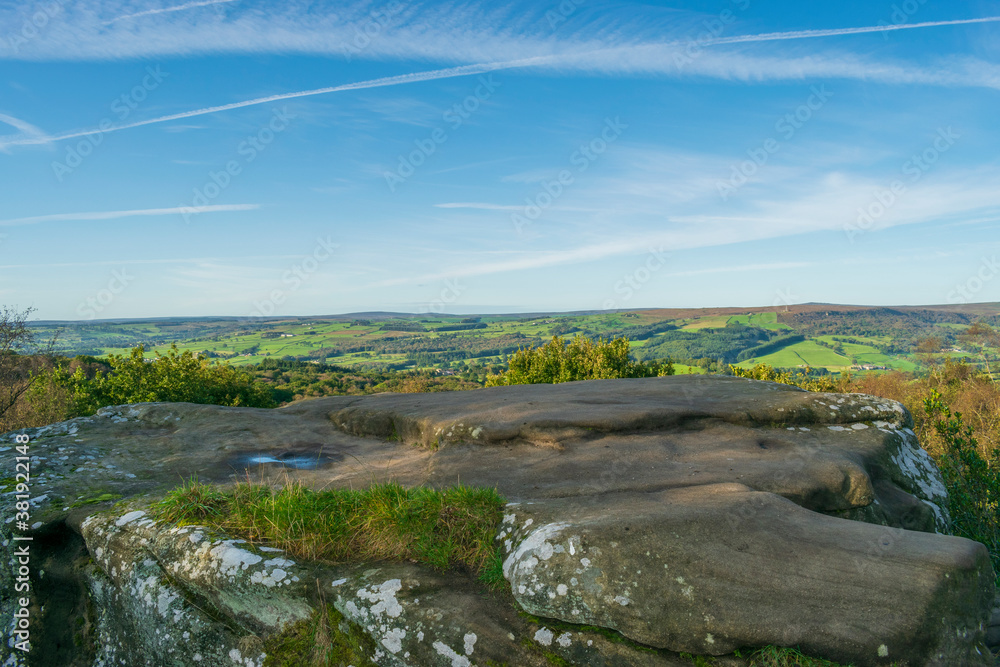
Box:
[29,303,1000,377]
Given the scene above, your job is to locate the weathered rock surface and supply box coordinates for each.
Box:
[0,375,994,666]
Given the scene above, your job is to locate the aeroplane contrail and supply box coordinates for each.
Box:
[105,0,240,25]
[0,204,258,226]
[705,16,1000,46]
[4,16,998,149]
[0,56,556,149]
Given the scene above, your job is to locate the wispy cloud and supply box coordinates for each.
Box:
[0,204,258,226]
[434,202,522,211]
[105,0,239,25]
[664,262,810,278]
[0,113,50,152]
[0,57,553,150]
[705,16,1000,46]
[2,6,999,150]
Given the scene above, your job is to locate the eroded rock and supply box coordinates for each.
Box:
[0,375,994,666]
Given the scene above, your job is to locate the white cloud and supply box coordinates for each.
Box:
[2,3,999,150]
[105,0,239,25]
[0,204,259,226]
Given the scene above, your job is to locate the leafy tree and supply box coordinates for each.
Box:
[729,363,845,393]
[0,305,56,428]
[959,322,1000,381]
[485,336,673,386]
[56,344,275,415]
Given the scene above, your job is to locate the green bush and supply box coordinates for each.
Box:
[56,344,275,415]
[485,336,673,386]
[924,390,1000,579]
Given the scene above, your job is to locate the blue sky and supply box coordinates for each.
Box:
[1,0,999,320]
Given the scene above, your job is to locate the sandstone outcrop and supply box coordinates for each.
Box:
[0,376,994,666]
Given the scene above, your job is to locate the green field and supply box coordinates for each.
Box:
[736,340,853,370]
[30,305,998,377]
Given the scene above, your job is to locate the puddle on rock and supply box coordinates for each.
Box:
[231,447,342,471]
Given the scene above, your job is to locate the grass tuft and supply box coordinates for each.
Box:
[262,604,378,667]
[152,479,507,586]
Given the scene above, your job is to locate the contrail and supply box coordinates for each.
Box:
[0,113,51,151]
[0,204,258,226]
[3,15,998,149]
[1,56,554,149]
[105,0,239,25]
[704,16,1000,46]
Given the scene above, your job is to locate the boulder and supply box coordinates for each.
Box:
[0,375,994,666]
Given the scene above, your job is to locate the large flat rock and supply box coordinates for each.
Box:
[1,375,994,666]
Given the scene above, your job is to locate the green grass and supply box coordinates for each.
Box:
[737,646,851,666]
[736,340,852,370]
[153,478,506,586]
[263,603,377,667]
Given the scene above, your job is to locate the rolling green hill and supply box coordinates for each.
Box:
[28,304,1000,377]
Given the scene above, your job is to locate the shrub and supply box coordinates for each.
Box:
[56,344,275,416]
[485,336,673,386]
[924,391,1000,578]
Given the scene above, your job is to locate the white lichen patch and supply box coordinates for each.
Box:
[534,628,554,646]
[382,627,406,653]
[463,632,477,655]
[878,644,889,657]
[432,641,471,667]
[115,510,147,527]
[502,521,571,579]
[356,578,404,619]
[209,543,263,578]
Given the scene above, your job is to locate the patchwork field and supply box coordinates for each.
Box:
[30,303,1000,377]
